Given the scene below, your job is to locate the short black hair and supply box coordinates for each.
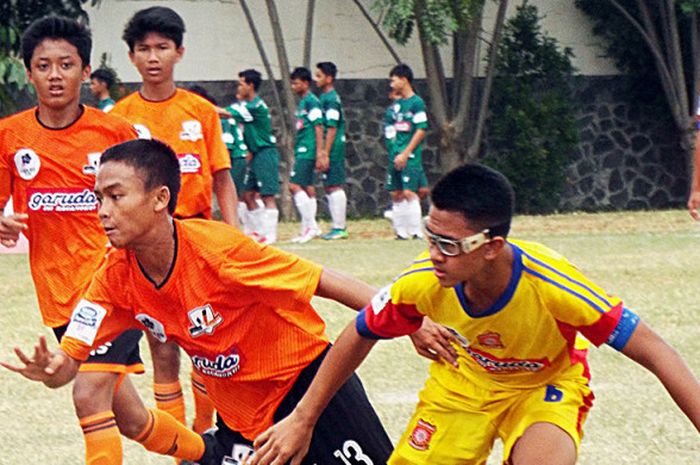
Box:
[90,68,115,88]
[122,6,185,52]
[188,85,217,105]
[431,164,515,238]
[390,63,414,83]
[21,15,91,69]
[316,61,337,79]
[290,67,312,82]
[239,69,262,91]
[100,139,181,214]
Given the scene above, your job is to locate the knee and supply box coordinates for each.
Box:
[72,374,116,417]
[149,343,181,380]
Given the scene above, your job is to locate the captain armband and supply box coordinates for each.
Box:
[606,307,640,351]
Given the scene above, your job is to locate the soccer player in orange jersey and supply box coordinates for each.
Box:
[251,164,700,465]
[110,6,239,439]
[0,16,207,465]
[3,138,420,465]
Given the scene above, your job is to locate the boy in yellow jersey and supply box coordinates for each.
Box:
[110,6,238,441]
[251,164,700,465]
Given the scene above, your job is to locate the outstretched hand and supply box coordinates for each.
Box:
[1,335,69,383]
[409,317,459,367]
[249,411,314,465]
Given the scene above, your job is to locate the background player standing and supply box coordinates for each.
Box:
[251,163,700,465]
[89,67,116,112]
[385,64,428,240]
[227,69,281,244]
[315,62,349,240]
[0,15,205,465]
[110,5,237,445]
[289,66,324,243]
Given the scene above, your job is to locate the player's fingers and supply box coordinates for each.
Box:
[45,351,66,375]
[415,346,439,361]
[0,361,24,373]
[0,238,17,248]
[13,347,32,365]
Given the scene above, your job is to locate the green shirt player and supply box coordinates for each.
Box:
[386,63,428,240]
[316,61,349,240]
[227,69,281,244]
[289,67,324,243]
[89,68,116,112]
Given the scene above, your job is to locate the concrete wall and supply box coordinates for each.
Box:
[86,0,617,83]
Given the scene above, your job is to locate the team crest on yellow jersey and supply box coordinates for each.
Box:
[188,304,223,337]
[409,419,436,451]
[477,331,504,349]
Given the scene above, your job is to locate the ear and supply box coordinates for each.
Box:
[26,68,34,85]
[175,46,185,63]
[483,237,507,260]
[128,50,135,65]
[153,186,171,213]
[81,64,91,82]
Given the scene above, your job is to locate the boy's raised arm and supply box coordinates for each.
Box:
[1,335,80,388]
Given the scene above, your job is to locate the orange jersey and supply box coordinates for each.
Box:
[61,219,328,439]
[111,89,231,219]
[0,106,137,327]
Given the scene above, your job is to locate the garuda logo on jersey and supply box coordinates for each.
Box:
[177,153,202,174]
[180,120,203,141]
[191,348,241,378]
[14,148,41,180]
[188,304,223,338]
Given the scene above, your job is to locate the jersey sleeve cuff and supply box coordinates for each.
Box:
[605,307,641,351]
[60,336,91,362]
[355,309,385,340]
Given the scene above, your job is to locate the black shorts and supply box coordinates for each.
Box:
[209,345,393,464]
[53,326,144,375]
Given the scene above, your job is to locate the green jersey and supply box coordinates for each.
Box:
[221,117,248,159]
[294,92,323,160]
[319,89,346,160]
[97,97,115,112]
[227,95,277,154]
[386,94,428,163]
[383,103,396,156]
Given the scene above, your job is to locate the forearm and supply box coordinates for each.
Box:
[213,169,239,227]
[323,127,337,154]
[294,324,376,426]
[315,268,376,311]
[401,128,426,156]
[315,126,325,158]
[44,354,80,388]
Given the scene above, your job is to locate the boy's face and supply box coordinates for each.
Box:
[424,207,492,288]
[237,76,255,99]
[95,160,166,249]
[389,75,408,94]
[290,78,309,96]
[128,32,183,86]
[27,38,90,111]
[89,78,107,97]
[314,69,332,89]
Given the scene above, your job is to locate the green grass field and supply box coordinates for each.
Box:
[1,211,698,464]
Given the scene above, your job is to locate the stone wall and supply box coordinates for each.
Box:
[76,76,690,216]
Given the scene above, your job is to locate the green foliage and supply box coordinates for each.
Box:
[0,0,98,116]
[372,0,484,45]
[484,1,577,214]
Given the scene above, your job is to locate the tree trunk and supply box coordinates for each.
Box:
[302,0,315,68]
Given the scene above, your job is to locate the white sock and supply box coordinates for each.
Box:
[263,208,279,244]
[327,189,347,230]
[248,207,265,238]
[293,190,312,233]
[256,198,265,209]
[238,202,251,235]
[392,201,409,239]
[406,198,422,237]
[309,197,319,231]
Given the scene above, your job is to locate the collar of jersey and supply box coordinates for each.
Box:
[453,243,523,318]
[136,221,179,290]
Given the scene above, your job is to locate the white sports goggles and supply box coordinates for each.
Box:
[422,217,491,257]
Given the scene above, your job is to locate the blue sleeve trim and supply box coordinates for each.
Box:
[606,307,641,351]
[355,309,384,340]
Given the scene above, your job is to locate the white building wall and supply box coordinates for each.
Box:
[86,0,617,83]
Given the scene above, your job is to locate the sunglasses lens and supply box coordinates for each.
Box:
[437,239,460,256]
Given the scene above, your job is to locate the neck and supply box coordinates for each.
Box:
[400,88,414,99]
[462,244,513,314]
[245,92,257,102]
[36,103,82,129]
[321,84,333,94]
[98,90,111,101]
[139,81,177,102]
[133,217,176,286]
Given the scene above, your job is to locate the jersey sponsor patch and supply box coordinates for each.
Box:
[466,346,550,373]
[65,299,107,345]
[477,331,504,349]
[191,348,241,378]
[187,304,223,337]
[180,120,204,141]
[177,153,203,174]
[27,188,98,213]
[370,285,392,315]
[136,313,167,342]
[82,152,102,175]
[133,124,152,139]
[296,118,304,131]
[409,419,436,451]
[394,121,411,132]
[14,148,41,180]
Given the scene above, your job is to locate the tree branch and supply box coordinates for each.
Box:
[352,0,402,64]
[303,0,315,68]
